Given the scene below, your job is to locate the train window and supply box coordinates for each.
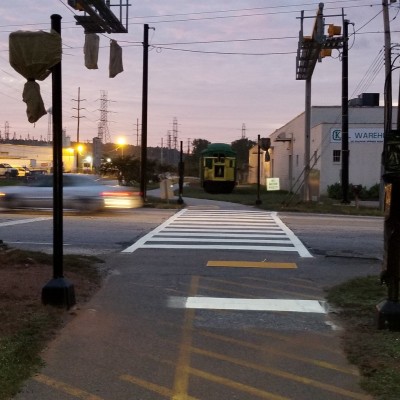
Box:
[215,166,224,177]
[205,159,213,169]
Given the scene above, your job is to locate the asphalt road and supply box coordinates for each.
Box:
[1,200,382,400]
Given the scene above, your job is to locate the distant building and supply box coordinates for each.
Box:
[0,143,53,171]
[249,94,394,199]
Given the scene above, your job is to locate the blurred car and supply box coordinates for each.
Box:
[14,166,30,178]
[0,174,143,212]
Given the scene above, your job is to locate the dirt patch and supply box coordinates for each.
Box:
[0,245,103,338]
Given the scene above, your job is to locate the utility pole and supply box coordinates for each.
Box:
[304,78,311,202]
[256,134,262,205]
[383,0,393,136]
[341,19,350,204]
[72,87,86,171]
[177,140,184,204]
[140,24,154,201]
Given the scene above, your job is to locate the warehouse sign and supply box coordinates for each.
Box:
[330,128,384,143]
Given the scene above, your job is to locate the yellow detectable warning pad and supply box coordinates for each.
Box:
[206,260,297,269]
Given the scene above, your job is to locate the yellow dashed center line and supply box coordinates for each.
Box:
[33,374,104,400]
[207,260,297,269]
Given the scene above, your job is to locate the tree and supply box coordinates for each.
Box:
[111,156,141,185]
[185,138,210,176]
[231,138,256,183]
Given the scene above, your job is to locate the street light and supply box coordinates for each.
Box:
[117,137,126,156]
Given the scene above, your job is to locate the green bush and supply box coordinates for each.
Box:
[367,183,380,200]
[327,183,379,201]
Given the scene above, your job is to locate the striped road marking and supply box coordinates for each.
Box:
[0,217,51,227]
[168,297,327,313]
[207,260,297,269]
[122,209,312,257]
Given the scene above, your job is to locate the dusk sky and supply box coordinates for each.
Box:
[0,1,399,149]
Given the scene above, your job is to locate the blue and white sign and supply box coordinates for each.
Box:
[330,128,384,143]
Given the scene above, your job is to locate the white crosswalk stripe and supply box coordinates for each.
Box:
[122,209,312,257]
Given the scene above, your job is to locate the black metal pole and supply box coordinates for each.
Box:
[256,134,262,205]
[52,15,63,279]
[42,14,75,309]
[177,140,184,204]
[341,19,350,204]
[140,24,149,201]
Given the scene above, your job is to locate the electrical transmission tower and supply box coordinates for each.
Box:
[98,90,111,143]
[4,121,10,140]
[172,117,178,151]
[241,123,246,139]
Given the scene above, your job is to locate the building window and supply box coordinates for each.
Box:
[296,155,299,166]
[333,150,341,163]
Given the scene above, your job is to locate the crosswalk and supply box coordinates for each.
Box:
[122,209,312,257]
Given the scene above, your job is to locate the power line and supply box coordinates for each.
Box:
[128,0,377,21]
[152,46,296,56]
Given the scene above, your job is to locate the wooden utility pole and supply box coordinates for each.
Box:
[72,87,86,171]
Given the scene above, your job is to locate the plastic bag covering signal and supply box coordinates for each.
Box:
[9,30,62,123]
[109,40,123,78]
[84,33,99,69]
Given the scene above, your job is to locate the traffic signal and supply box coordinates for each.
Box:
[320,48,332,58]
[68,0,84,11]
[327,24,341,37]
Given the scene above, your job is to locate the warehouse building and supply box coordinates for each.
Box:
[251,94,392,199]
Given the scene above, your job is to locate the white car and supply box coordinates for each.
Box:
[0,174,143,212]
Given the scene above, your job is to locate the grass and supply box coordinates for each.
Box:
[182,183,383,216]
[0,246,104,400]
[0,312,56,400]
[327,276,400,400]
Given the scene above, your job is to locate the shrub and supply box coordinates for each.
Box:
[327,183,378,201]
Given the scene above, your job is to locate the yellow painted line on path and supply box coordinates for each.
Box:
[188,366,289,400]
[33,374,104,400]
[198,331,357,376]
[207,260,297,269]
[120,374,198,400]
[190,347,370,400]
[171,275,199,400]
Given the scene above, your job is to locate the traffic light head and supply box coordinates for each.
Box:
[320,48,332,58]
[327,24,341,37]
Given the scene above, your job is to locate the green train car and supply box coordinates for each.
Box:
[200,143,237,194]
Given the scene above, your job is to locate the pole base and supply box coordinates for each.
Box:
[42,278,76,309]
[255,199,262,205]
[376,300,400,331]
[177,197,184,205]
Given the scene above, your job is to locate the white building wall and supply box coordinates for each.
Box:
[266,106,391,196]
